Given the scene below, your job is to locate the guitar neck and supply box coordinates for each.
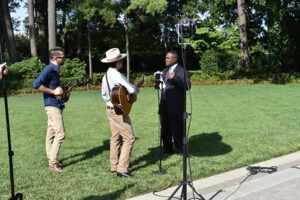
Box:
[68,82,78,92]
[136,81,143,89]
[135,75,145,89]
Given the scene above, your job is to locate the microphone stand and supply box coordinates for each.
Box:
[153,76,166,175]
[1,45,23,200]
[167,44,204,200]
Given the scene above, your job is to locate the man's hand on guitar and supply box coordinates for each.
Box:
[0,62,8,79]
[54,87,63,96]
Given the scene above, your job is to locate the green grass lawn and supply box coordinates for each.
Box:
[1,84,300,199]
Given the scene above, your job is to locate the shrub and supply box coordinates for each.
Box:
[249,42,269,73]
[60,58,87,79]
[200,49,241,74]
[200,49,220,74]
[8,57,45,80]
[92,73,105,84]
[4,58,45,90]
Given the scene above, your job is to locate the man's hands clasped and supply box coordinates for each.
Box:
[54,87,63,96]
[0,62,8,79]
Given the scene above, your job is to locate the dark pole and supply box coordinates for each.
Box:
[0,42,3,63]
[153,75,166,175]
[1,44,23,200]
[167,45,204,200]
[182,44,187,200]
[167,18,204,200]
[2,68,14,198]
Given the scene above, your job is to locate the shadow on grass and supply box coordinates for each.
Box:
[61,137,140,168]
[188,132,232,156]
[61,139,110,167]
[129,132,231,172]
[82,184,134,200]
[130,145,171,172]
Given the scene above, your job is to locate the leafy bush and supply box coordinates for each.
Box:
[8,57,45,80]
[4,58,45,89]
[200,49,220,74]
[60,58,87,79]
[249,42,268,70]
[4,57,88,90]
[200,49,240,74]
[92,73,105,84]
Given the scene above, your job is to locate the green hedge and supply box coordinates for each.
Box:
[3,56,300,91]
[3,57,88,90]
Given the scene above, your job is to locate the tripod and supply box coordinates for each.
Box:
[167,44,205,200]
[1,45,23,200]
[153,75,166,175]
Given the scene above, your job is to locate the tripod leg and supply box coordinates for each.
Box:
[153,89,166,175]
[187,182,205,200]
[168,182,184,200]
[9,193,23,200]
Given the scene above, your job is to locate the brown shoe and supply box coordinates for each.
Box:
[49,164,64,172]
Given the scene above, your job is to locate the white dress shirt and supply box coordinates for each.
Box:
[102,67,137,107]
[168,63,177,73]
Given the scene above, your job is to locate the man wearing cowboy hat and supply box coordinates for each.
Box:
[101,48,138,178]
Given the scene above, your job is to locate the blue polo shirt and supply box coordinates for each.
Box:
[33,62,64,109]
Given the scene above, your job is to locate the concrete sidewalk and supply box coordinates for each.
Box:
[128,151,300,200]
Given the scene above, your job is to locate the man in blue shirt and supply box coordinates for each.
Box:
[33,47,66,172]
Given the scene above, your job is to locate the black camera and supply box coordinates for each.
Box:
[176,18,197,39]
[155,73,161,80]
[154,71,163,89]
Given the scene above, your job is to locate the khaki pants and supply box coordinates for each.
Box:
[45,106,65,165]
[106,108,135,173]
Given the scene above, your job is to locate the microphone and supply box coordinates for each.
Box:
[154,71,166,89]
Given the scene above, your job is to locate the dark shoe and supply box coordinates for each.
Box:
[117,172,134,178]
[57,162,63,167]
[164,150,174,154]
[111,170,116,173]
[49,164,64,172]
[179,153,189,158]
[163,151,174,156]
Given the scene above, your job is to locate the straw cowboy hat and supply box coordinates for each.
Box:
[101,48,127,63]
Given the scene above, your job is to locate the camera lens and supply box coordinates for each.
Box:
[155,74,161,79]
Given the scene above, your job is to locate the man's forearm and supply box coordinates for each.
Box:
[37,85,55,95]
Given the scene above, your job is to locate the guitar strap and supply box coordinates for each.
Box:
[49,65,59,75]
[105,73,111,95]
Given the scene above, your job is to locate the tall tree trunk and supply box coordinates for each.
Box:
[36,0,48,64]
[237,0,250,68]
[87,21,93,81]
[124,0,130,80]
[0,0,17,63]
[28,0,37,57]
[48,0,56,49]
[163,10,168,54]
[76,20,85,59]
[61,4,66,49]
[0,41,3,63]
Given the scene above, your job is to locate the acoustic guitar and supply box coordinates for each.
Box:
[56,80,79,104]
[110,75,145,115]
